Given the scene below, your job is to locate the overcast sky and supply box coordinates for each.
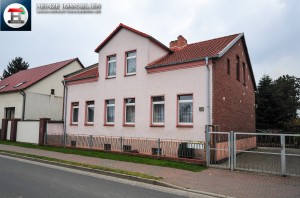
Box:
[0,0,299,83]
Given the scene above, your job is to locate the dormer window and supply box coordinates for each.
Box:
[125,51,136,76]
[107,55,116,78]
[14,81,27,88]
[0,84,8,90]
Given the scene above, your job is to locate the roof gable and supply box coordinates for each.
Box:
[0,58,83,94]
[94,23,172,53]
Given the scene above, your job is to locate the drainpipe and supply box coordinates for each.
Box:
[206,57,211,126]
[62,80,68,146]
[19,90,26,120]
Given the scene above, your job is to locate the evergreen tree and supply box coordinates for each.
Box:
[1,57,29,80]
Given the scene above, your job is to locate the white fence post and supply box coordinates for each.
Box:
[281,134,286,176]
[230,131,234,171]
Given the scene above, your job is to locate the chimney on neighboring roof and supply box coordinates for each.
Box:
[169,35,187,50]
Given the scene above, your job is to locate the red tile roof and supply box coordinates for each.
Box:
[147,33,241,67]
[94,23,172,53]
[64,63,98,82]
[0,58,82,94]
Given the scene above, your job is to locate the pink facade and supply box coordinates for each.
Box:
[65,24,256,142]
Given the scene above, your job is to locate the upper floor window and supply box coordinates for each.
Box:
[107,55,116,78]
[152,96,164,125]
[227,59,230,75]
[105,99,115,125]
[5,107,15,119]
[126,51,136,75]
[124,98,135,125]
[71,102,79,125]
[178,95,193,125]
[86,101,94,125]
[236,55,240,81]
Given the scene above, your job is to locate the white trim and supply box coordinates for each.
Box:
[86,103,95,124]
[178,95,193,125]
[71,105,79,124]
[106,100,115,124]
[107,55,117,78]
[218,33,244,57]
[125,99,135,124]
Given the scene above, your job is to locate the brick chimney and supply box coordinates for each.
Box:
[170,35,187,50]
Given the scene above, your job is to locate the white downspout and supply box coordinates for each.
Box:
[62,80,68,146]
[206,57,211,126]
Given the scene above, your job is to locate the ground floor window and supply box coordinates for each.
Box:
[178,95,193,125]
[5,107,15,119]
[152,96,164,125]
[71,102,79,124]
[106,99,115,124]
[125,98,135,125]
[86,101,94,125]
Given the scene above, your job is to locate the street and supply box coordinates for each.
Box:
[0,155,210,198]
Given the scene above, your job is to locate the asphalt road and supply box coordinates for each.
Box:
[0,155,211,198]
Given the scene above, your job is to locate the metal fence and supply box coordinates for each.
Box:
[45,133,206,161]
[206,130,300,176]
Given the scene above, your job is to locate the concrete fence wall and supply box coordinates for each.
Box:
[6,121,11,140]
[16,121,40,144]
[47,122,63,134]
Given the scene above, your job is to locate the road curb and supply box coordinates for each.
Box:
[0,151,232,198]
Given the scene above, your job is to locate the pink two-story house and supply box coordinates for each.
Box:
[64,23,256,143]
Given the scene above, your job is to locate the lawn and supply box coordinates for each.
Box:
[0,140,206,172]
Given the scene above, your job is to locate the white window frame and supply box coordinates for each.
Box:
[152,97,165,125]
[72,103,79,124]
[126,51,136,76]
[107,55,116,78]
[106,100,115,125]
[178,95,193,125]
[125,98,135,125]
[86,102,95,124]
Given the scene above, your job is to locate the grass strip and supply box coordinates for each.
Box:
[0,149,161,180]
[0,140,206,172]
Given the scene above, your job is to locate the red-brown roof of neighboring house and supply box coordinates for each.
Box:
[64,63,98,82]
[147,33,241,68]
[0,58,83,94]
[94,23,172,53]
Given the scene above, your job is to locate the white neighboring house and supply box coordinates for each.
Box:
[0,58,83,128]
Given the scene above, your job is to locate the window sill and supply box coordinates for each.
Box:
[106,76,116,79]
[176,125,193,128]
[84,123,94,126]
[70,123,78,126]
[124,73,136,77]
[150,124,165,127]
[123,124,135,127]
[104,124,114,126]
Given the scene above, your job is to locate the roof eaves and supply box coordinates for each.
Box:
[65,74,98,83]
[145,56,216,69]
[64,63,97,78]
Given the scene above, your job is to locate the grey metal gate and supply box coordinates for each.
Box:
[206,129,300,176]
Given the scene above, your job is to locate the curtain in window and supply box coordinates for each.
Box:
[126,105,135,123]
[108,62,116,76]
[153,103,164,123]
[72,107,78,122]
[127,58,136,74]
[107,106,115,123]
[179,102,193,123]
[88,106,94,122]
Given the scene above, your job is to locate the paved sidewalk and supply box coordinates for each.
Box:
[0,144,299,198]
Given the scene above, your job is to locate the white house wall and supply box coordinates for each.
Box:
[66,28,209,141]
[25,92,63,121]
[26,61,82,97]
[0,92,23,126]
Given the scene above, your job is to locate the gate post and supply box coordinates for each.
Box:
[280,134,286,176]
[205,125,210,166]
